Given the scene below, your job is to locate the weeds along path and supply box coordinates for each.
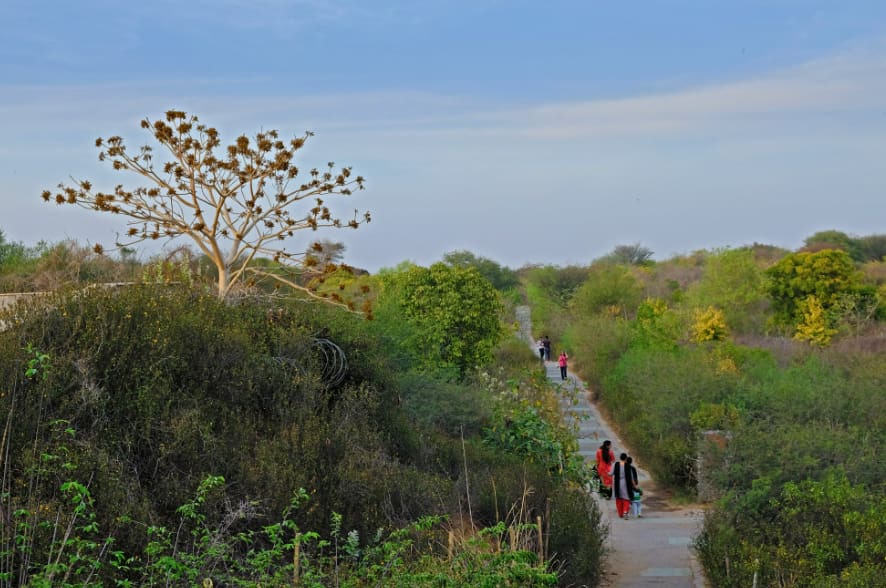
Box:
[516,306,708,587]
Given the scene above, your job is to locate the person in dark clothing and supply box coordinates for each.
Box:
[542,335,551,361]
[612,452,636,519]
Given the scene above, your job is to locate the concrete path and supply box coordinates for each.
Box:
[517,307,708,587]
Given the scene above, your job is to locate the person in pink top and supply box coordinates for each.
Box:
[557,351,569,380]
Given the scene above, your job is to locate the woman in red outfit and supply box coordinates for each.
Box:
[595,440,614,498]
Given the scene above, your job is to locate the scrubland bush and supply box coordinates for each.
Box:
[398,373,492,437]
[596,337,885,583]
[1,280,605,585]
[698,470,886,587]
[522,265,586,341]
[569,264,643,320]
[1,287,424,580]
[565,314,632,390]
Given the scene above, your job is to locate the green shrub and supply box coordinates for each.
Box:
[398,372,493,437]
[599,345,738,488]
[569,263,643,319]
[697,470,886,587]
[0,286,410,562]
[1,281,608,586]
[493,334,540,374]
[376,263,504,376]
[566,314,632,389]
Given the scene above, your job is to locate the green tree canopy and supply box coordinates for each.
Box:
[599,242,654,266]
[858,234,886,262]
[686,248,767,333]
[524,265,590,307]
[380,262,503,375]
[0,229,31,272]
[442,250,519,291]
[766,249,864,327]
[569,264,643,319]
[802,230,862,261]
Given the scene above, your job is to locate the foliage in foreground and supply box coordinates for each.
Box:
[1,283,604,586]
[523,243,885,586]
[3,465,558,587]
[697,471,886,587]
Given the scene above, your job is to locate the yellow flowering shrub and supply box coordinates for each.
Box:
[794,295,837,347]
[692,306,729,342]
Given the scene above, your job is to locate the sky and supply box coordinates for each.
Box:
[2,0,886,272]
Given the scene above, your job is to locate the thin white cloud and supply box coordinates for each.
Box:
[3,40,885,143]
[2,39,885,271]
[450,45,886,139]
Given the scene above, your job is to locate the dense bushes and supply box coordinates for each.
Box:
[691,350,886,585]
[392,335,606,587]
[1,280,606,585]
[0,286,435,582]
[373,263,504,376]
[527,242,885,586]
[587,325,885,582]
[698,471,886,587]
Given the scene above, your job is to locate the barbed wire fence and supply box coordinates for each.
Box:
[272,337,348,388]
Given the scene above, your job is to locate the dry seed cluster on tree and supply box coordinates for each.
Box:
[43,110,370,310]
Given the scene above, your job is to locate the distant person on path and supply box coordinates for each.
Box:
[536,338,545,360]
[612,452,636,519]
[558,351,569,380]
[626,456,642,518]
[542,335,551,361]
[595,440,615,499]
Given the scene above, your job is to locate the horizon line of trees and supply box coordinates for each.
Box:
[4,226,884,285]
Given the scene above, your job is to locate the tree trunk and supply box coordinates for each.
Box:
[217,266,229,299]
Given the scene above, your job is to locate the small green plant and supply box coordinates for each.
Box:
[141,256,198,287]
[0,417,113,588]
[23,344,50,381]
[482,407,589,486]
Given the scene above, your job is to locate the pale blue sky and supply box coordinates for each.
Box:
[2,1,885,270]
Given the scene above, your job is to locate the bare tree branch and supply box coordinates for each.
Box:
[43,110,370,308]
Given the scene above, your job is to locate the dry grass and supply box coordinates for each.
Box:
[733,334,807,366]
[830,323,886,354]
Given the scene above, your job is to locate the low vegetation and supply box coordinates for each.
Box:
[523,234,886,587]
[3,224,884,586]
[0,239,604,586]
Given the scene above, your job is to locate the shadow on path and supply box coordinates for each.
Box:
[517,306,708,587]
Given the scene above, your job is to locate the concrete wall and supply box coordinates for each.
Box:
[697,429,731,503]
[0,292,50,331]
[0,292,46,311]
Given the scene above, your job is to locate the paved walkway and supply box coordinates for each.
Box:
[517,307,708,587]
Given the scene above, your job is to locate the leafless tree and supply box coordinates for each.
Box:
[43,110,370,308]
